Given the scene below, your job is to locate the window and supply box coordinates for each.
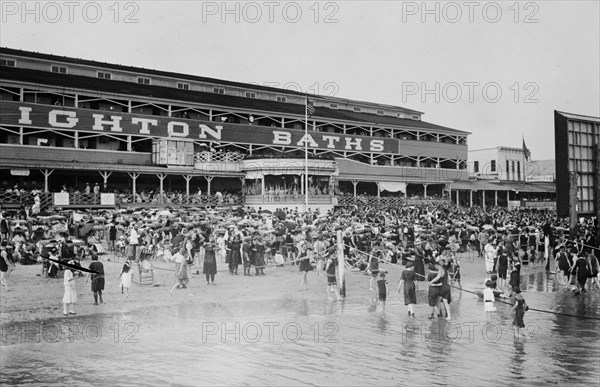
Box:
[51,65,67,74]
[0,59,16,67]
[97,71,112,80]
[137,77,151,85]
[517,161,521,180]
[353,106,362,112]
[506,160,510,180]
[177,82,190,90]
[411,115,420,120]
[329,103,338,109]
[245,92,256,99]
[491,160,496,172]
[376,110,385,115]
[474,161,479,173]
[214,87,225,94]
[276,96,287,103]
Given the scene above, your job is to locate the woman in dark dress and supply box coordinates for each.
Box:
[570,254,589,293]
[497,245,509,291]
[512,287,528,338]
[225,235,234,275]
[427,264,441,319]
[86,254,105,305]
[586,252,600,289]
[435,259,452,320]
[397,261,417,317]
[108,222,117,251]
[297,242,311,291]
[253,237,266,276]
[509,254,521,292]
[231,235,242,275]
[413,243,426,282]
[203,235,218,285]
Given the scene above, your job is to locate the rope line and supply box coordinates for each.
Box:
[339,242,600,321]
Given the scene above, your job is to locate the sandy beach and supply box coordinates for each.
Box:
[0,250,546,325]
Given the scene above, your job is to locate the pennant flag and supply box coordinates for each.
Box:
[522,137,531,161]
[306,99,316,118]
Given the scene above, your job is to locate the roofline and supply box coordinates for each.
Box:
[555,110,600,124]
[0,46,423,115]
[469,146,524,152]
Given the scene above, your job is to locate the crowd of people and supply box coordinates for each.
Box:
[1,202,599,334]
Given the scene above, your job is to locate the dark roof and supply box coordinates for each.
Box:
[0,65,468,135]
[451,180,555,193]
[0,47,308,98]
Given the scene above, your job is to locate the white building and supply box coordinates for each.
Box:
[468,147,527,181]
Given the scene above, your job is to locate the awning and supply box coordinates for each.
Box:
[378,182,407,193]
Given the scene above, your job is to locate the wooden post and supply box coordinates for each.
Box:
[569,171,579,239]
[494,190,498,207]
[205,176,213,197]
[156,173,167,205]
[128,172,140,203]
[352,180,358,204]
[469,190,473,208]
[98,171,112,191]
[183,175,193,204]
[41,169,54,193]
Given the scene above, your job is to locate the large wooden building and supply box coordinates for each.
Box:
[0,47,472,209]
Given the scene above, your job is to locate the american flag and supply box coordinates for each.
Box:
[306,99,316,118]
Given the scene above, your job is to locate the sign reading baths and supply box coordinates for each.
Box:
[1,102,398,153]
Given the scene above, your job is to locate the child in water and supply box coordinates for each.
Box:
[118,261,132,299]
[483,280,496,321]
[376,272,389,315]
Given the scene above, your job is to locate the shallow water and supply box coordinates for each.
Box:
[1,270,599,386]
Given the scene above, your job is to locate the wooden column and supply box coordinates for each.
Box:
[156,173,167,205]
[41,169,54,193]
[205,176,213,197]
[352,180,358,204]
[183,175,193,204]
[128,172,140,202]
[98,171,112,191]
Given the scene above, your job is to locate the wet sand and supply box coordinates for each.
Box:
[0,251,552,324]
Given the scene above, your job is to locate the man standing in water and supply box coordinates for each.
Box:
[86,253,105,305]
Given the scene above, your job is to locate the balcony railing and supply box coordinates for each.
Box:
[244,194,333,205]
[336,195,450,207]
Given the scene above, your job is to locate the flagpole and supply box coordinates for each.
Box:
[522,135,527,183]
[304,96,309,212]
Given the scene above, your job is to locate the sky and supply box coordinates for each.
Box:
[1,0,599,160]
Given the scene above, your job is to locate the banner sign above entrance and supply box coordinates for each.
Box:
[0,102,398,154]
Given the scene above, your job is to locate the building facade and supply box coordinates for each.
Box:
[468,147,527,181]
[554,110,600,217]
[0,47,471,210]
